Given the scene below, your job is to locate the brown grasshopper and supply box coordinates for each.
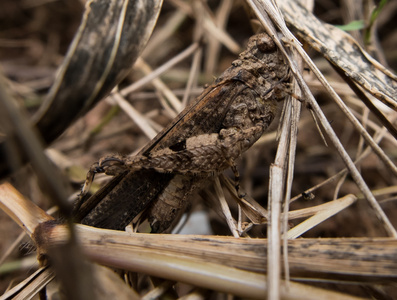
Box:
[74,33,290,233]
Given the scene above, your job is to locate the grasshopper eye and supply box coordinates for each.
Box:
[256,34,276,53]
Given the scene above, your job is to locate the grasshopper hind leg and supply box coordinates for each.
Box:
[229,160,245,198]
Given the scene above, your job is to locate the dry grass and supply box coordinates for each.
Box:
[0,0,397,299]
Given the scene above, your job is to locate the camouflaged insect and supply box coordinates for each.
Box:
[76,33,290,233]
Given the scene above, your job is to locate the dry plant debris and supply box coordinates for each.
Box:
[0,0,396,299]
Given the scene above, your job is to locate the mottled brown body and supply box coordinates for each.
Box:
[76,33,290,232]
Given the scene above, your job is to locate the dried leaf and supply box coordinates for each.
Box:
[33,0,163,144]
[279,0,397,109]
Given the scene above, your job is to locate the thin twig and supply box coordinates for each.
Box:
[120,43,199,97]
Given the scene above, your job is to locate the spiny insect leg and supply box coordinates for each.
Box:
[80,162,105,197]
